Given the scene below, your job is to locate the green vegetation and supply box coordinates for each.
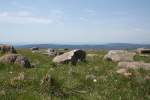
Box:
[134,54,150,63]
[0,49,150,100]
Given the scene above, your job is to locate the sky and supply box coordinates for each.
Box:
[0,0,150,44]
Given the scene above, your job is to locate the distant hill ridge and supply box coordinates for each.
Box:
[14,43,150,49]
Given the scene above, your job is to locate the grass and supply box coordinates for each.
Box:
[134,54,150,63]
[0,49,150,100]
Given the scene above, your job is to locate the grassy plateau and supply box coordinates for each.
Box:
[0,49,150,100]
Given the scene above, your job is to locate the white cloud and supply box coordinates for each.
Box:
[0,12,9,17]
[134,28,144,32]
[11,1,35,11]
[49,9,65,24]
[50,10,64,15]
[0,11,52,24]
[79,17,88,21]
[79,9,97,22]
[18,11,31,16]
[85,9,96,16]
[0,10,66,24]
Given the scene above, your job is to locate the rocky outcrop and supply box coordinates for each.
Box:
[137,48,150,54]
[0,54,31,68]
[116,61,150,76]
[104,50,136,62]
[118,61,150,70]
[47,49,64,56]
[53,49,86,65]
[0,44,17,54]
[30,47,39,51]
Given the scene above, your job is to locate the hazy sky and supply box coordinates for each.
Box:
[0,0,150,44]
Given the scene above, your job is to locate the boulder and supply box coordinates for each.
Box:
[53,49,86,65]
[47,49,64,56]
[118,61,150,70]
[30,47,39,51]
[104,50,136,62]
[47,48,57,56]
[0,44,17,54]
[137,48,150,54]
[116,68,132,77]
[48,48,55,53]
[0,54,31,68]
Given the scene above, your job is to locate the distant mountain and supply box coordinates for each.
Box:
[15,43,150,50]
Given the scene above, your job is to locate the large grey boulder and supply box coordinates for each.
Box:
[0,44,17,54]
[137,48,150,54]
[118,61,150,70]
[116,62,150,77]
[53,49,86,65]
[104,50,136,62]
[0,54,31,68]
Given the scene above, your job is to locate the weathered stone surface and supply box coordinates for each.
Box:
[116,68,132,77]
[117,69,132,77]
[104,50,136,62]
[0,54,31,68]
[47,49,64,56]
[30,47,39,51]
[137,48,150,54]
[118,61,150,70]
[56,51,64,56]
[53,49,86,65]
[0,44,17,54]
[47,48,55,53]
[116,68,128,74]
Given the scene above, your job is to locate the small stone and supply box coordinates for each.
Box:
[116,68,128,74]
[116,68,132,77]
[9,71,13,74]
[124,72,132,77]
[93,79,97,83]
